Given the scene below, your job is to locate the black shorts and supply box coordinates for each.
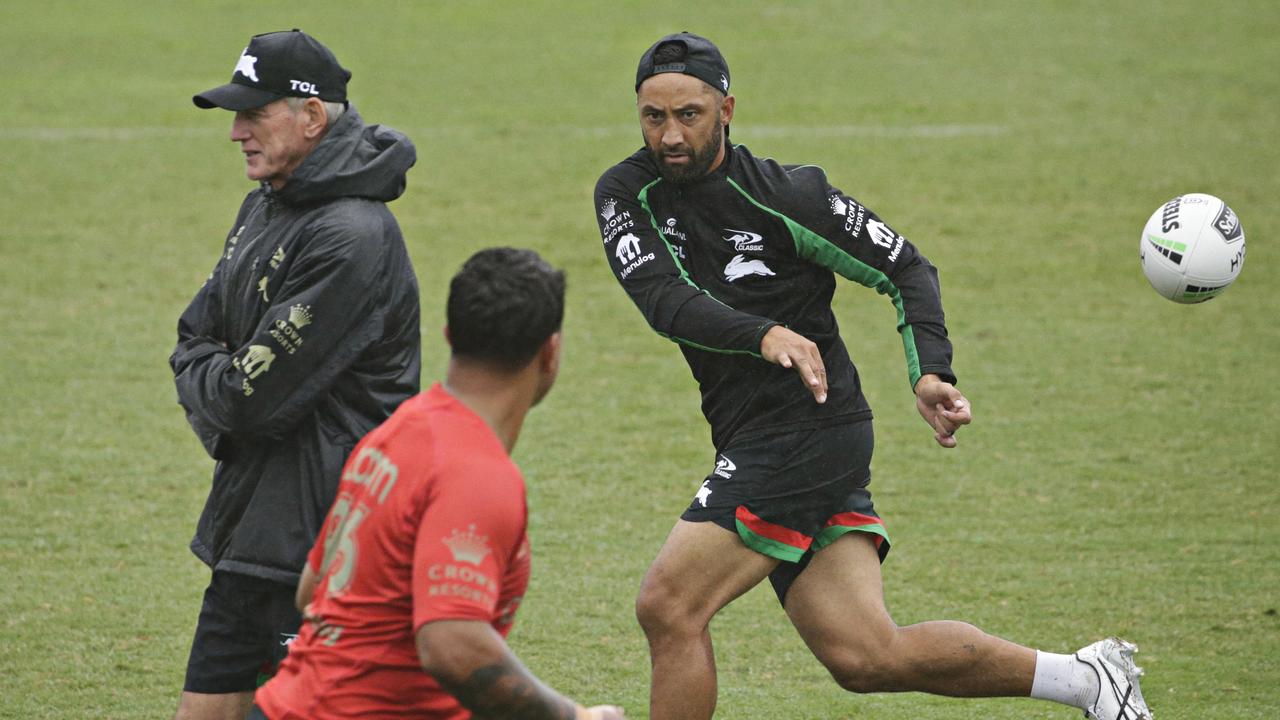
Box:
[182,570,302,694]
[681,421,889,603]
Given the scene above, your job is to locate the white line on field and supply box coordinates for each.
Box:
[0,127,214,141]
[406,124,1009,139]
[0,123,1007,142]
[742,124,1008,138]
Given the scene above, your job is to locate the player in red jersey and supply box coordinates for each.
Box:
[253,248,623,720]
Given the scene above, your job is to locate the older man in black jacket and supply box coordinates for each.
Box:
[169,29,419,720]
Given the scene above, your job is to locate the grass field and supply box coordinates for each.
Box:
[1,1,1277,717]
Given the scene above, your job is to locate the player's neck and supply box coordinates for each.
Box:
[441,363,536,454]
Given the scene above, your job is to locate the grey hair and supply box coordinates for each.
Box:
[284,96,346,127]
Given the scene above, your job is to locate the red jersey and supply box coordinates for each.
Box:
[256,384,531,719]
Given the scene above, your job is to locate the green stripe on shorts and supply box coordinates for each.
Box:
[815,522,890,551]
[736,518,808,563]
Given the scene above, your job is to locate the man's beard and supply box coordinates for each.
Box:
[648,124,723,184]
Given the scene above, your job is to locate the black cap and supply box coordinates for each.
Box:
[635,32,730,95]
[193,30,351,110]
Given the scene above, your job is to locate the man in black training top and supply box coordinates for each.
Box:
[593,31,1151,720]
[170,30,419,720]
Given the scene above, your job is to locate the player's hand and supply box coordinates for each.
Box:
[760,325,827,404]
[914,374,971,448]
[580,705,625,720]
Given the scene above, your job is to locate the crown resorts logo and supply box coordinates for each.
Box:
[234,50,259,83]
[720,73,729,91]
[599,198,618,221]
[288,304,313,329]
[443,525,492,566]
[830,196,848,216]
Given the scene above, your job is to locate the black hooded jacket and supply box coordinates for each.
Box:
[170,106,420,585]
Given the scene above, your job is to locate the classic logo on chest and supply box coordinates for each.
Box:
[722,228,765,252]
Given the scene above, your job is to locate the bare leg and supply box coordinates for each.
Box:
[173,691,254,720]
[784,532,1036,696]
[635,520,780,720]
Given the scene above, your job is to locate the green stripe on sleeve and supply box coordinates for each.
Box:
[638,180,699,290]
[724,178,924,387]
[653,330,762,356]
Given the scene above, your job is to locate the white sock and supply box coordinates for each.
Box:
[1029,650,1100,709]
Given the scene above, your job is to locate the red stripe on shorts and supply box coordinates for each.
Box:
[735,505,813,551]
[822,511,886,548]
[823,511,883,530]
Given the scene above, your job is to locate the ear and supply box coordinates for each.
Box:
[442,325,452,348]
[540,332,562,376]
[301,97,329,139]
[720,94,735,127]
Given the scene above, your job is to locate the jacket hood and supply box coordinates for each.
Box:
[275,105,416,206]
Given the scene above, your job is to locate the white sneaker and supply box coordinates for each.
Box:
[1075,638,1153,720]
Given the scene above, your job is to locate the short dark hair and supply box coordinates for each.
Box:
[447,247,566,370]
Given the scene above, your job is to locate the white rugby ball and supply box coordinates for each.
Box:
[1140,193,1245,303]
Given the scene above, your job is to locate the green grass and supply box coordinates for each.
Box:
[2,0,1278,717]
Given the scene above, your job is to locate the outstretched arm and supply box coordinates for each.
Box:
[784,168,955,392]
[417,621,623,720]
